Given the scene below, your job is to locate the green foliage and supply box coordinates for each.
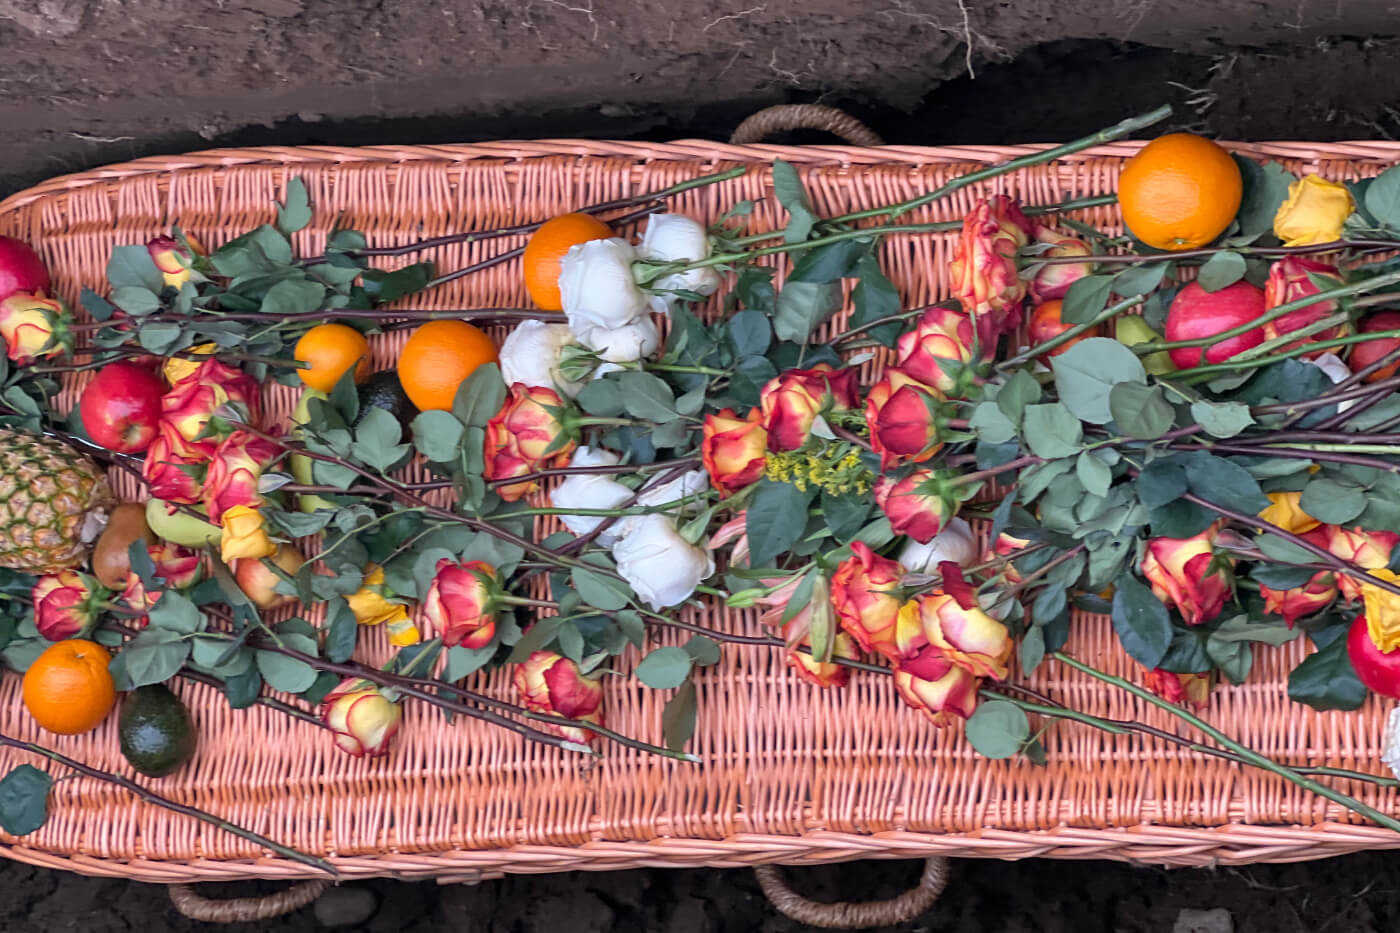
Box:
[0,765,51,836]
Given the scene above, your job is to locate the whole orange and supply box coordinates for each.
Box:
[522,213,613,310]
[22,639,117,735]
[1118,133,1242,251]
[295,323,372,392]
[397,320,499,411]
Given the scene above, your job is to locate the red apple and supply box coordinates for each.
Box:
[1164,280,1267,370]
[232,545,307,610]
[1347,310,1400,383]
[1348,613,1400,699]
[0,236,49,302]
[79,361,165,452]
[1027,299,1102,360]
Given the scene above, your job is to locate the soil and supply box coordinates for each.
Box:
[4,0,1400,930]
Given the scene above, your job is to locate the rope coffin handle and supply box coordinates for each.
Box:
[168,880,332,923]
[753,857,949,929]
[730,105,885,147]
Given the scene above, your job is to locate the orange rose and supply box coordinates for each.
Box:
[891,659,979,727]
[831,541,906,660]
[948,195,1033,350]
[1143,668,1212,709]
[321,678,402,758]
[758,364,860,451]
[161,358,259,452]
[1325,526,1400,602]
[701,408,767,495]
[874,469,955,544]
[894,306,979,392]
[786,632,858,689]
[0,292,71,364]
[513,649,604,744]
[1140,522,1233,625]
[219,504,275,562]
[1261,256,1346,355]
[989,532,1031,583]
[142,421,209,504]
[484,383,575,502]
[203,429,281,522]
[421,559,498,649]
[895,588,1012,681]
[1029,227,1095,303]
[864,369,947,468]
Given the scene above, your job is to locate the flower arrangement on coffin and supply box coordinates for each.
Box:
[9,104,1400,868]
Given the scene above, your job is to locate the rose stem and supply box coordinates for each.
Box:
[553,460,701,558]
[0,732,337,876]
[1170,442,1400,476]
[486,458,699,490]
[830,303,952,348]
[996,295,1147,370]
[1034,239,1400,265]
[1252,373,1400,417]
[69,308,565,333]
[1051,652,1400,832]
[176,669,323,727]
[299,166,749,264]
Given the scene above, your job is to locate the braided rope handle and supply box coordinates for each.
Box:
[167,880,331,923]
[730,105,885,147]
[753,857,949,929]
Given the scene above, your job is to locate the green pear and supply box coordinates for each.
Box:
[291,387,337,514]
[145,498,222,548]
[1115,316,1176,376]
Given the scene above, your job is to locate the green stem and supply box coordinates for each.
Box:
[647,363,729,376]
[1052,652,1400,832]
[1178,326,1400,381]
[0,733,337,877]
[495,595,559,609]
[997,295,1147,370]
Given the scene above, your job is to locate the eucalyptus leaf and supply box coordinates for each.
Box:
[411,410,465,462]
[1060,274,1114,325]
[1021,403,1082,459]
[1190,400,1255,438]
[1108,382,1174,439]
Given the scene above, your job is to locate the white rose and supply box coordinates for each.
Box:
[1383,707,1400,781]
[612,513,715,609]
[592,362,625,380]
[550,471,634,547]
[571,445,621,468]
[499,320,586,397]
[1311,352,1357,412]
[638,214,722,306]
[897,518,978,572]
[636,466,709,511]
[559,238,651,335]
[578,315,660,363]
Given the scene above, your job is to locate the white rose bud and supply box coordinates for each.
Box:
[636,466,709,512]
[638,214,722,307]
[499,320,586,397]
[559,238,651,335]
[897,518,978,572]
[613,514,715,609]
[578,314,660,363]
[550,448,634,546]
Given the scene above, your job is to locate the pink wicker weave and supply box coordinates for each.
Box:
[0,138,1397,883]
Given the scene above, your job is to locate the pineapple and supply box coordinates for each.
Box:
[0,427,114,572]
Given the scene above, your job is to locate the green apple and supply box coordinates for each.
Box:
[145,498,222,548]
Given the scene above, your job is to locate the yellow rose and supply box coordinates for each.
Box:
[1363,568,1400,653]
[163,343,218,387]
[220,505,275,562]
[1273,175,1355,247]
[1258,491,1320,535]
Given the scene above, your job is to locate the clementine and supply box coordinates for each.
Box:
[397,320,499,411]
[1118,133,1242,251]
[22,639,117,735]
[295,323,372,392]
[522,213,613,310]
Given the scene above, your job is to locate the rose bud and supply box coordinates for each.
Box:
[320,678,402,758]
[759,364,860,452]
[1140,522,1233,625]
[831,541,906,660]
[786,632,858,689]
[637,213,722,305]
[895,584,1013,680]
[708,511,750,567]
[892,656,979,727]
[948,194,1034,351]
[483,383,576,502]
[142,421,209,504]
[1261,570,1338,627]
[32,571,102,641]
[559,238,651,337]
[513,649,605,744]
[499,320,586,397]
[988,531,1032,583]
[219,504,276,563]
[864,369,938,465]
[873,469,956,544]
[1261,256,1346,355]
[150,542,204,590]
[347,564,419,647]
[1143,668,1212,709]
[147,234,204,290]
[1273,174,1355,247]
[577,315,660,364]
[119,572,158,625]
[422,558,499,649]
[162,358,260,451]
[613,514,715,609]
[232,544,307,610]
[1258,490,1320,535]
[701,408,767,496]
[894,306,978,392]
[0,292,72,365]
[867,378,948,469]
[1347,311,1400,383]
[203,429,281,522]
[1029,227,1096,303]
[1326,526,1400,602]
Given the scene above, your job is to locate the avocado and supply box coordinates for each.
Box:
[353,371,417,442]
[119,684,196,778]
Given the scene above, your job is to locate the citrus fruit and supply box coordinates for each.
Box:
[22,639,117,735]
[294,323,371,392]
[396,320,499,411]
[522,213,613,310]
[1118,133,1242,251]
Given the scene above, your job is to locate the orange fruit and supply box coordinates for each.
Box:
[22,639,117,735]
[1117,133,1242,251]
[295,323,372,392]
[522,213,613,310]
[397,320,499,411]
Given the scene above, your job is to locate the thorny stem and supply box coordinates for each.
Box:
[0,732,337,876]
[176,669,323,727]
[830,304,949,347]
[485,458,698,489]
[67,308,566,333]
[1033,239,1400,265]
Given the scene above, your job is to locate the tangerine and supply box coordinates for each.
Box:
[1118,133,1242,251]
[295,323,372,392]
[22,639,117,735]
[522,213,613,310]
[397,320,499,411]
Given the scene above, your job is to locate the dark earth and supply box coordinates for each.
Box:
[4,0,1400,928]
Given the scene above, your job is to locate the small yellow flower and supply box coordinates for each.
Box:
[1362,568,1400,653]
[1258,491,1320,535]
[1274,175,1355,247]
